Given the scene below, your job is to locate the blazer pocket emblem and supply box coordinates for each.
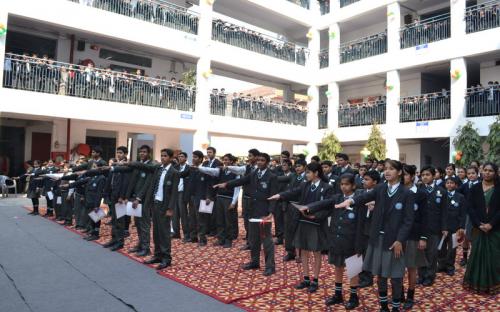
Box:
[261,182,268,189]
[414,203,418,211]
[141,172,146,178]
[166,181,172,186]
[348,212,356,220]
[436,198,441,204]
[395,202,403,210]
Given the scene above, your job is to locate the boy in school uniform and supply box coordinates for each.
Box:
[438,176,466,276]
[321,160,341,195]
[457,166,479,266]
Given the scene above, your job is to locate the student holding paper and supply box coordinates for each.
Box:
[417,166,448,287]
[304,173,363,309]
[268,162,333,293]
[214,153,278,276]
[331,160,414,312]
[39,159,59,217]
[27,160,42,216]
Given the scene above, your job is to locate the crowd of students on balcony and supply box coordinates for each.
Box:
[465,81,500,117]
[465,1,500,33]
[72,0,199,34]
[286,0,310,9]
[209,89,308,126]
[399,90,450,122]
[338,97,387,127]
[3,53,196,111]
[212,19,308,65]
[400,15,451,49]
[319,49,329,68]
[340,32,387,63]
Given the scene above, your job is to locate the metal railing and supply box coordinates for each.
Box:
[400,13,450,49]
[209,94,308,126]
[319,49,329,68]
[340,0,360,8]
[338,101,386,127]
[68,0,199,34]
[212,19,309,66]
[340,31,387,64]
[466,0,500,34]
[465,85,500,117]
[319,0,330,15]
[2,53,196,111]
[399,92,450,122]
[286,0,310,9]
[318,105,328,129]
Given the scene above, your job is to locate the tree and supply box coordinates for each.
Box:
[452,121,483,167]
[182,69,196,86]
[318,132,342,161]
[485,115,500,164]
[365,124,386,160]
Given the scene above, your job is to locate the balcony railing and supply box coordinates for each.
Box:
[319,0,330,15]
[287,0,310,9]
[466,0,500,34]
[338,101,386,127]
[340,0,360,8]
[212,19,309,66]
[2,53,196,111]
[68,0,199,34]
[465,85,500,117]
[318,105,328,129]
[400,13,451,49]
[319,49,329,68]
[399,92,450,122]
[209,94,308,126]
[340,31,387,64]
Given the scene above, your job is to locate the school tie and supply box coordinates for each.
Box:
[387,185,398,197]
[469,181,473,188]
[153,167,166,195]
[257,170,263,179]
[310,184,317,192]
[426,185,433,193]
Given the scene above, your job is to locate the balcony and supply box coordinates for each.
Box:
[67,0,199,34]
[465,85,500,117]
[319,49,329,68]
[319,0,330,15]
[2,53,196,112]
[338,101,386,127]
[212,20,309,66]
[466,0,500,34]
[400,13,451,49]
[209,93,307,126]
[340,0,360,8]
[399,92,450,122]
[340,31,387,64]
[318,104,328,129]
[286,0,310,9]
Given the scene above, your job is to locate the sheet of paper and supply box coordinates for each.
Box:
[47,191,54,200]
[346,255,364,279]
[126,201,142,217]
[56,197,62,205]
[68,189,74,196]
[170,220,174,233]
[437,234,446,250]
[199,200,214,214]
[45,173,64,180]
[115,203,127,219]
[327,216,332,227]
[452,233,458,249]
[291,202,308,211]
[88,208,106,223]
[249,218,272,223]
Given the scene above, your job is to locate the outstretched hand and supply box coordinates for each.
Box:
[335,199,352,209]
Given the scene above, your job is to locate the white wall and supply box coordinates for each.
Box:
[399,143,421,169]
[480,61,500,85]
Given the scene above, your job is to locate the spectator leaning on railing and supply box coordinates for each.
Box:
[465,81,500,117]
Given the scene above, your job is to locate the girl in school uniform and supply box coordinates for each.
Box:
[268,162,333,293]
[305,173,364,310]
[402,164,428,310]
[333,160,414,312]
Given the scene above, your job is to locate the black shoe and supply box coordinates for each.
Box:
[240,244,250,251]
[295,280,310,289]
[124,230,130,238]
[223,240,232,248]
[85,235,99,241]
[263,268,275,276]
[81,228,90,234]
[345,296,359,310]
[275,238,283,245]
[359,279,374,288]
[56,217,64,221]
[325,295,343,306]
[283,253,296,262]
[172,234,181,239]
[422,278,433,287]
[403,299,414,310]
[198,241,207,247]
[190,237,199,243]
[128,246,141,253]
[182,237,191,243]
[144,257,162,265]
[110,243,124,251]
[446,269,455,276]
[156,261,171,270]
[64,221,72,226]
[459,258,467,267]
[28,210,36,215]
[213,240,224,246]
[242,262,260,270]
[416,277,424,285]
[102,240,117,248]
[308,281,318,293]
[105,220,112,225]
[135,249,150,257]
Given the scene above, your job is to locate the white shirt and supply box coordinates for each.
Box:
[388,182,400,193]
[154,164,171,201]
[178,163,186,192]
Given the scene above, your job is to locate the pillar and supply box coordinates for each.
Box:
[327,82,339,130]
[328,23,340,68]
[306,141,318,161]
[386,70,401,160]
[0,12,8,86]
[387,2,401,54]
[307,85,320,130]
[449,57,467,162]
[451,0,466,38]
[306,28,320,70]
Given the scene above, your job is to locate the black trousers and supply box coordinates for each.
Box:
[198,199,212,242]
[418,234,440,281]
[215,196,238,242]
[54,195,62,218]
[274,201,285,240]
[87,207,101,236]
[284,202,296,255]
[242,196,251,239]
[109,202,125,244]
[61,191,73,222]
[152,201,172,262]
[188,197,199,240]
[172,192,189,237]
[438,234,457,271]
[248,221,275,269]
[136,201,151,250]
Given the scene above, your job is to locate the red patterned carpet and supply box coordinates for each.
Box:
[27,206,499,311]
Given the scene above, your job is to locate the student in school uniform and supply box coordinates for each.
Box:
[27,160,42,216]
[202,147,223,237]
[418,165,448,287]
[434,167,445,186]
[332,160,415,312]
[358,170,381,289]
[186,150,207,244]
[463,162,499,295]
[304,173,365,309]
[273,159,292,245]
[457,166,480,266]
[268,162,333,293]
[214,153,278,276]
[333,153,354,176]
[438,176,466,276]
[456,166,467,185]
[40,159,59,217]
[355,165,368,189]
[402,164,428,310]
[173,152,192,242]
[321,160,341,195]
